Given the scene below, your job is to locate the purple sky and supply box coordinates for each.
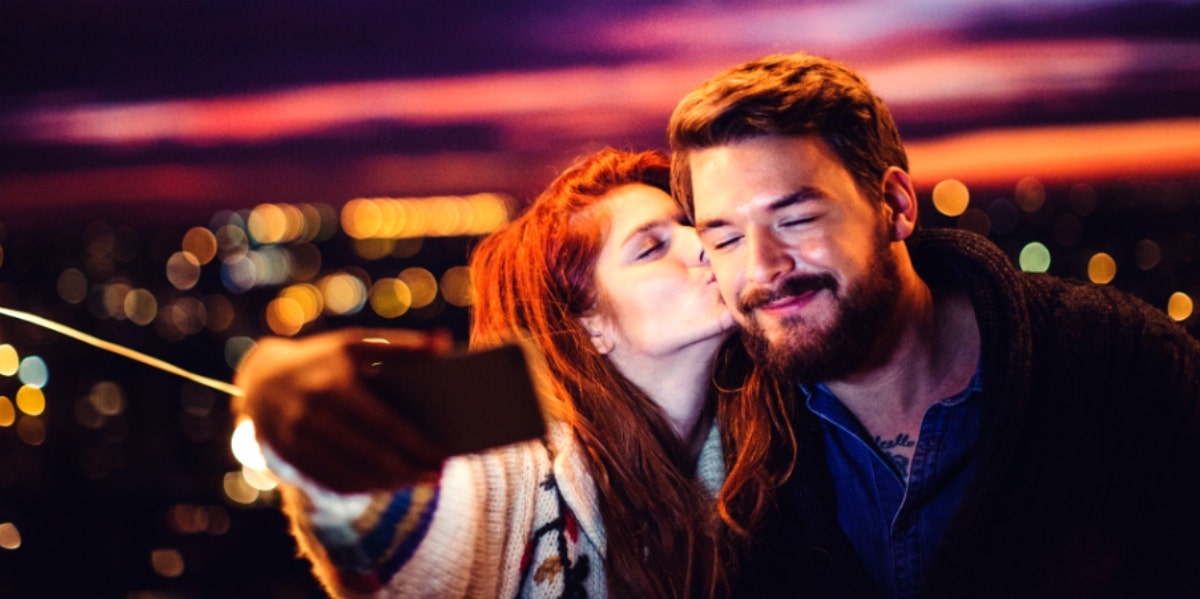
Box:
[2,0,1198,228]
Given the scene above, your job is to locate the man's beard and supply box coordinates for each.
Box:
[739,234,901,384]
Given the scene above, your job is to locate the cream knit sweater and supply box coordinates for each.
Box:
[269,420,726,598]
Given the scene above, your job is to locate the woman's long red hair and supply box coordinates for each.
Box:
[469,148,795,598]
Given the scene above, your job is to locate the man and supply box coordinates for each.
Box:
[669,52,1200,598]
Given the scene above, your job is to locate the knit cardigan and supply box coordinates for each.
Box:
[270,418,726,598]
[741,228,1200,599]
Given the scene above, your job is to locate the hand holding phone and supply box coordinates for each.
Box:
[350,342,547,456]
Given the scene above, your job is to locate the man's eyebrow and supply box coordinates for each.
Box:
[694,217,728,236]
[768,187,825,211]
[695,187,824,235]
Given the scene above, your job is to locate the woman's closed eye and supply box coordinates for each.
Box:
[635,238,666,260]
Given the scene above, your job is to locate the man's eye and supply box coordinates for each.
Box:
[780,216,815,228]
[711,234,742,250]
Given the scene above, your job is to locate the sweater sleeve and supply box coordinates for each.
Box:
[269,438,563,598]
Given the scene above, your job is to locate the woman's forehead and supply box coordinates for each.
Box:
[601,184,680,231]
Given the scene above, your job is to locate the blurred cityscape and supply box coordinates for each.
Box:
[1,1,1198,597]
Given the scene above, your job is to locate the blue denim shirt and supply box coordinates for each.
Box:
[801,367,983,599]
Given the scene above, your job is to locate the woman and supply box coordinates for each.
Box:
[234,149,795,598]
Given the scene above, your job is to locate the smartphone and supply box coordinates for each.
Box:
[355,342,547,455]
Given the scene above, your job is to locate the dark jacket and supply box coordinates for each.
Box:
[742,228,1200,598]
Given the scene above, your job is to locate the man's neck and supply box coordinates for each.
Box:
[826,279,981,438]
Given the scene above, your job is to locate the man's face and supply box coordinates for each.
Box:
[689,134,901,381]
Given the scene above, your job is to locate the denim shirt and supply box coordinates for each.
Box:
[801,367,983,599]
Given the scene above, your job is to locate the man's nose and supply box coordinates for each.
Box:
[746,230,794,284]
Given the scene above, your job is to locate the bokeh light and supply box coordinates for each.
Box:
[247,203,289,245]
[18,356,48,388]
[167,504,209,534]
[353,237,398,261]
[88,381,126,416]
[1167,292,1194,322]
[265,297,306,336]
[215,223,249,264]
[341,198,381,239]
[440,266,473,307]
[318,271,368,316]
[0,396,15,427]
[933,179,970,217]
[341,193,511,240]
[182,226,218,265]
[1134,239,1161,271]
[166,251,203,290]
[278,284,324,325]
[369,278,412,318]
[101,282,132,319]
[222,254,258,293]
[163,296,208,338]
[124,288,159,325]
[163,502,230,536]
[224,336,256,370]
[1019,241,1052,273]
[0,522,21,550]
[0,344,19,376]
[150,548,185,578]
[399,267,438,309]
[1087,252,1117,284]
[17,416,45,446]
[16,385,46,416]
[223,471,260,505]
[1015,177,1046,213]
[57,268,88,304]
[241,465,278,492]
[230,419,267,471]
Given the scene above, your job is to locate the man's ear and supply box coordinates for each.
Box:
[578,313,616,355]
[880,167,919,242]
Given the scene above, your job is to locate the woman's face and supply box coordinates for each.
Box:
[582,183,735,362]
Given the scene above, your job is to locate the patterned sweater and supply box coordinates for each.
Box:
[268,419,726,598]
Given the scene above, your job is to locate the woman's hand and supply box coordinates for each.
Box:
[233,328,453,493]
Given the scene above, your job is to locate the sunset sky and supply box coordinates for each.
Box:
[1,0,1198,226]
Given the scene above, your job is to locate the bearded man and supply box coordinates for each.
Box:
[669,52,1200,599]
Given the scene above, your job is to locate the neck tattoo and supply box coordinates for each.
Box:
[872,433,915,479]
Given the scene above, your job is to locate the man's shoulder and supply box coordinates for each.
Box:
[1022,273,1200,365]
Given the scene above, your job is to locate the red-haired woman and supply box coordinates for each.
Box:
[234,148,794,598]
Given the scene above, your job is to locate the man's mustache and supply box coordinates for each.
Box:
[738,273,838,314]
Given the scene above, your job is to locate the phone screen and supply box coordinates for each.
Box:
[357,343,547,455]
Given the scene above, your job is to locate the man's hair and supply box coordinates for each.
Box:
[668,52,909,217]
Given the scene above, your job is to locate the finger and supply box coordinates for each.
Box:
[337,327,451,353]
[271,396,445,492]
[282,439,441,493]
